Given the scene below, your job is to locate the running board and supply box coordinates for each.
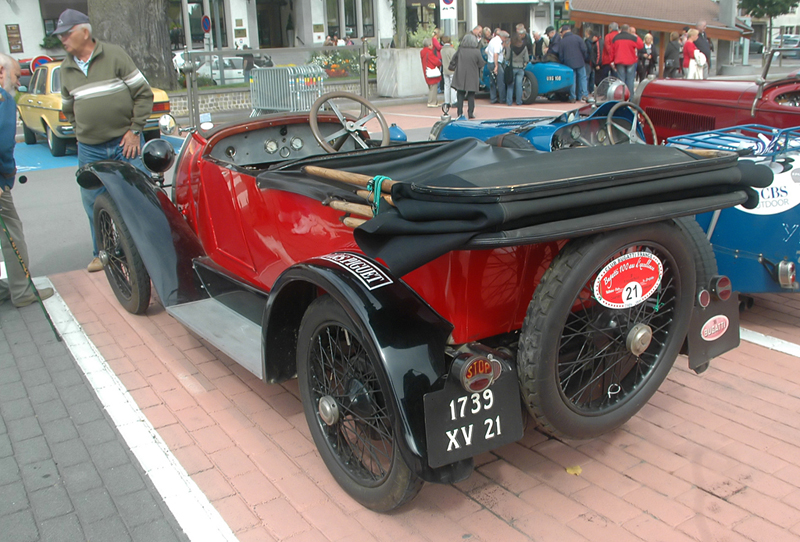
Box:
[167,298,263,379]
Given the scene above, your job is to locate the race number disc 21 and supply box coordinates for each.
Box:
[593,252,663,309]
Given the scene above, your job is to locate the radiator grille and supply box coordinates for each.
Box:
[645,107,716,134]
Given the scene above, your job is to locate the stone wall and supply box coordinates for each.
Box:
[169,79,377,117]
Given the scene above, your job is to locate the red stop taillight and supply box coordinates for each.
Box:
[710,275,732,301]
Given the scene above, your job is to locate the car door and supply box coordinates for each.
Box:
[17,67,45,132]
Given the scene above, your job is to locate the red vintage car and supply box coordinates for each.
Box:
[635,49,800,143]
[75,92,764,511]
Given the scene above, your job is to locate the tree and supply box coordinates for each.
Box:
[87,0,178,89]
[739,0,800,50]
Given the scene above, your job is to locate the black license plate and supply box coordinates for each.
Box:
[423,370,524,468]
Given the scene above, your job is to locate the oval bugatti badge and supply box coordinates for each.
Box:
[593,252,663,309]
[701,315,729,341]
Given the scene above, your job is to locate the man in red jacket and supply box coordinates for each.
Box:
[598,22,619,83]
[612,24,643,95]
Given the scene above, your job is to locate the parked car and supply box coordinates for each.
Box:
[478,56,576,103]
[173,51,273,84]
[635,49,800,143]
[16,61,170,156]
[76,91,758,512]
[431,78,642,148]
[739,38,764,55]
[667,124,800,296]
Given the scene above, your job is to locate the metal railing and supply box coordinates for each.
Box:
[250,65,326,115]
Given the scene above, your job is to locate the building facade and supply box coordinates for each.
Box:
[2,0,572,62]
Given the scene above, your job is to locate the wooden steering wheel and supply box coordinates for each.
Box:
[309,92,390,153]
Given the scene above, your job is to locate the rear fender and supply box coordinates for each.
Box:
[76,161,205,307]
[262,252,472,483]
[528,62,574,94]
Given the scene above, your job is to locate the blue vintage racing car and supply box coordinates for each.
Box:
[431,78,647,150]
[480,60,575,103]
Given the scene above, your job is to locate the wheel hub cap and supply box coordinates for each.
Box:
[626,323,653,357]
[98,250,110,266]
[318,395,339,426]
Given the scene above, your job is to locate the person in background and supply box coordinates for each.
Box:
[516,23,533,58]
[664,31,683,78]
[0,53,54,307]
[481,27,493,48]
[683,28,705,79]
[558,25,588,102]
[54,8,153,273]
[420,37,442,107]
[506,32,531,105]
[432,27,443,59]
[536,27,553,61]
[241,45,255,83]
[324,36,334,46]
[440,35,457,106]
[452,33,485,119]
[486,30,508,104]
[612,24,643,95]
[598,22,619,82]
[637,33,657,81]
[584,28,601,94]
[545,25,565,62]
[695,20,713,78]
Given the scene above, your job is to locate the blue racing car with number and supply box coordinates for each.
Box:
[480,60,576,103]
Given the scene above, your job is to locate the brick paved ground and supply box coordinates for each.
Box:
[0,293,190,542]
[38,269,800,542]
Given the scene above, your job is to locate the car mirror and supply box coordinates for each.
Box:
[159,114,177,136]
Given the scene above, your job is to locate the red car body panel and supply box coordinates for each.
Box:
[173,124,565,344]
[637,77,800,142]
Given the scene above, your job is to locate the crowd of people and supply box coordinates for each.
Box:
[419,19,715,117]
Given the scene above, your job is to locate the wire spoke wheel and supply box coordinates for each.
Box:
[518,222,695,439]
[310,324,393,483]
[297,296,421,511]
[93,193,151,314]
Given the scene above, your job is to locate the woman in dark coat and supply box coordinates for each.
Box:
[637,33,658,81]
[452,33,486,118]
[663,31,682,78]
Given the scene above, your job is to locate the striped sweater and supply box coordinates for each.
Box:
[61,40,153,145]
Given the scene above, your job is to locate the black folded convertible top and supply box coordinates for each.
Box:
[260,139,772,276]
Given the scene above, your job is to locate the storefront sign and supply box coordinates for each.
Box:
[6,24,23,54]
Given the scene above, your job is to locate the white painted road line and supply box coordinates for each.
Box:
[740,326,800,358]
[38,277,239,542]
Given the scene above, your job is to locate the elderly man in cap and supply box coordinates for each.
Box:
[53,9,153,273]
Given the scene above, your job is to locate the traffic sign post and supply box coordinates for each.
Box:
[31,55,53,70]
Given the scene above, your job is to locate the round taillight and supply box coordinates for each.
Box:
[697,289,711,308]
[710,275,732,301]
[452,354,502,393]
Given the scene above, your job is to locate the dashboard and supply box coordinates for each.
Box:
[207,121,368,168]
[551,118,634,150]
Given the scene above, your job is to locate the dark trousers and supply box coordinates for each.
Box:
[586,64,596,93]
[597,64,618,82]
[456,90,475,118]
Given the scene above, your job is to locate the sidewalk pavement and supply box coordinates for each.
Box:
[0,284,189,542]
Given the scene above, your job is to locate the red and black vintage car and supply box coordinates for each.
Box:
[75,92,766,511]
[636,49,800,142]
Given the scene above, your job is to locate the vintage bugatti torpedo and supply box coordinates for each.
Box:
[75,92,766,511]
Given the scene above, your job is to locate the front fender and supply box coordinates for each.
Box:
[76,160,205,307]
[262,252,471,483]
